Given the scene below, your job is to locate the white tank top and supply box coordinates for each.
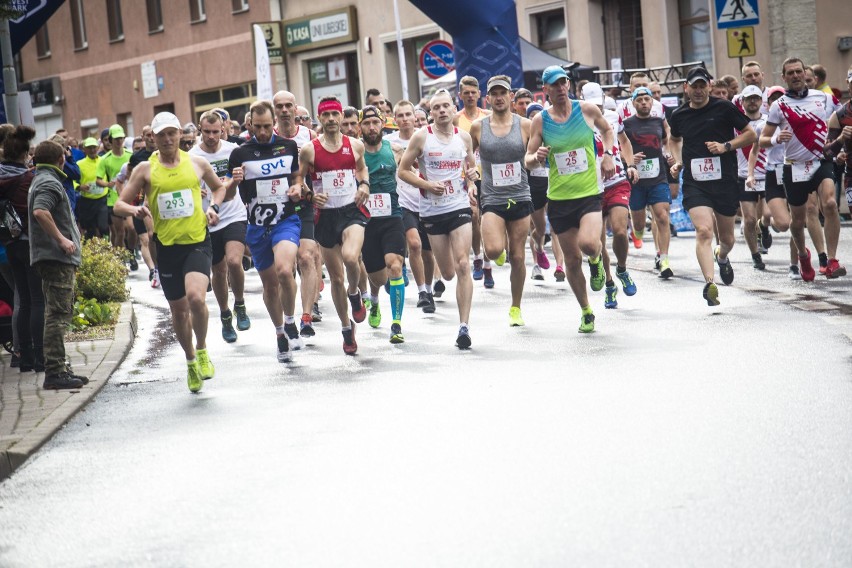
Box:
[418,126,469,218]
[282,125,312,150]
[386,131,420,213]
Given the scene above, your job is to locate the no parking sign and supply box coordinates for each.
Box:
[419,40,455,80]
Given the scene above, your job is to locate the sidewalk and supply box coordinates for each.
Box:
[0,302,136,481]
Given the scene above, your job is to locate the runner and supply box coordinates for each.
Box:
[734,85,770,270]
[95,124,130,249]
[470,75,533,325]
[623,86,675,279]
[359,106,408,342]
[297,96,371,355]
[669,67,757,305]
[75,137,107,238]
[115,112,229,393]
[399,89,478,348]
[760,57,845,280]
[825,67,852,242]
[525,66,616,333]
[189,110,250,342]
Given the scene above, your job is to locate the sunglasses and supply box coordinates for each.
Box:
[179,140,194,147]
[295,115,311,122]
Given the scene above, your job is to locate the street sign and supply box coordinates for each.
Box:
[715,0,759,29]
[419,40,455,80]
[727,27,755,58]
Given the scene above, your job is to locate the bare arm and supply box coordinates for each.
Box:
[351,138,370,207]
[706,124,757,155]
[469,121,481,155]
[114,162,150,218]
[524,114,548,170]
[668,136,683,176]
[584,103,616,179]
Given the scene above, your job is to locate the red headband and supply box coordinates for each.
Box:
[318,100,343,114]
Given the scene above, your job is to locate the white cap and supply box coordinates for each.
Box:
[603,96,616,111]
[741,85,763,99]
[151,112,182,134]
[581,82,604,106]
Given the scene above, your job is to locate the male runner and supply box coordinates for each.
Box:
[525,66,616,333]
[115,112,229,393]
[75,137,106,238]
[298,96,371,355]
[399,89,478,348]
[95,124,130,248]
[734,85,770,270]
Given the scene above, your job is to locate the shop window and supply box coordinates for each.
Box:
[106,0,124,42]
[192,82,257,126]
[70,0,88,51]
[533,9,567,61]
[306,53,360,117]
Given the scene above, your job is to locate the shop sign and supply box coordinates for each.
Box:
[283,7,358,54]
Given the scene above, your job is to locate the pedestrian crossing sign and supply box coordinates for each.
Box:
[727,27,755,58]
[715,0,759,29]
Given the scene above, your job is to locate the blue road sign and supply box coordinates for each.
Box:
[715,0,759,29]
[419,40,455,79]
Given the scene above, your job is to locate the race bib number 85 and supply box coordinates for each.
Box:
[320,169,356,197]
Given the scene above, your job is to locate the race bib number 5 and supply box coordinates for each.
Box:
[157,189,194,219]
[690,157,722,181]
[256,179,289,204]
[792,160,817,183]
[554,149,589,175]
[320,169,356,197]
[491,161,522,186]
[366,192,392,217]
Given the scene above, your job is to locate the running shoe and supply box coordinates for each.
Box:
[604,285,618,309]
[616,269,637,296]
[284,322,304,350]
[536,249,550,269]
[150,268,160,288]
[659,258,674,279]
[343,322,358,355]
[483,268,495,289]
[433,280,445,298]
[588,256,605,291]
[670,223,677,237]
[714,246,734,285]
[703,282,720,306]
[402,263,410,286]
[472,258,484,280]
[495,250,507,267]
[456,325,472,349]
[554,266,566,282]
[242,255,254,271]
[416,291,430,308]
[300,313,315,337]
[349,293,366,323]
[825,258,847,279]
[799,248,816,282]
[788,265,802,280]
[196,349,215,380]
[422,292,436,314]
[368,299,381,328]
[630,229,643,249]
[758,218,773,249]
[390,323,404,344]
[531,265,544,281]
[578,312,595,333]
[508,306,525,327]
[221,311,237,343]
[752,253,765,270]
[129,256,139,271]
[187,360,203,393]
[234,301,250,331]
[277,334,292,362]
[654,254,661,271]
[311,302,323,322]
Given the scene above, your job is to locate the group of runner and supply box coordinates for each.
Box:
[110,58,850,393]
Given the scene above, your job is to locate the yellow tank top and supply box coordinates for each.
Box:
[148,150,207,246]
[456,108,487,173]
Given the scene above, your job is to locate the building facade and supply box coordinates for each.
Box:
[17,0,851,141]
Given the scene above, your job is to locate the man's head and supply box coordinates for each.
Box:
[741,61,764,89]
[684,67,713,106]
[429,89,455,126]
[812,64,828,86]
[365,88,385,109]
[142,125,156,150]
[541,65,570,105]
[359,105,384,146]
[629,72,650,93]
[272,90,297,129]
[131,137,145,152]
[317,97,343,135]
[54,128,69,141]
[249,100,275,143]
[711,79,729,100]
[150,112,182,153]
[741,84,763,114]
[33,139,65,167]
[199,110,225,150]
[108,124,125,152]
[804,66,816,89]
[341,106,360,137]
[513,88,533,117]
[631,87,654,117]
[82,137,99,159]
[393,100,416,132]
[486,75,513,113]
[294,106,312,128]
[648,81,662,101]
[721,75,739,99]
[459,76,481,109]
[581,82,605,108]
[780,58,806,91]
[414,107,429,128]
[766,85,785,105]
[180,124,197,151]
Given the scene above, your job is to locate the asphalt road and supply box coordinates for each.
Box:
[0,228,851,567]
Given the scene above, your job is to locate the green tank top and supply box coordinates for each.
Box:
[542,101,600,201]
[149,150,207,246]
[364,139,401,218]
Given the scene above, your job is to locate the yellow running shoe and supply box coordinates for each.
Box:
[508,306,525,327]
[187,360,203,393]
[196,348,215,380]
[495,249,507,266]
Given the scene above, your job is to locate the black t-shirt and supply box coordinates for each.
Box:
[227,135,245,146]
[670,96,749,183]
[623,115,667,187]
[228,135,300,226]
[128,148,153,169]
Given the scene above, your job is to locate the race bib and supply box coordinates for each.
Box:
[256,179,289,205]
[747,178,765,192]
[430,178,466,206]
[638,158,660,179]
[366,192,392,217]
[320,169,356,197]
[83,183,107,197]
[529,165,548,177]
[792,160,817,183]
[554,149,589,175]
[690,157,722,181]
[157,189,194,220]
[491,161,522,187]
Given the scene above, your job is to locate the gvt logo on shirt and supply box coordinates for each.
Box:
[243,156,295,179]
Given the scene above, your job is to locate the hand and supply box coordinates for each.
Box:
[427,181,445,196]
[665,154,676,166]
[670,162,683,177]
[600,155,616,180]
[288,184,302,201]
[746,175,755,189]
[705,141,727,155]
[777,130,793,143]
[465,169,479,183]
[468,186,477,207]
[59,237,76,255]
[108,180,116,188]
[626,166,639,183]
[840,126,852,141]
[837,151,847,166]
[206,209,220,227]
[231,167,244,184]
[633,151,646,165]
[313,192,329,208]
[355,186,370,207]
[134,205,151,219]
[536,145,550,164]
[200,186,209,199]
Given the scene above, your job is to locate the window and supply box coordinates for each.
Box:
[192,82,257,124]
[35,25,50,59]
[70,0,87,51]
[231,0,248,14]
[533,10,567,61]
[146,0,163,34]
[603,0,645,70]
[679,0,712,71]
[189,0,206,23]
[106,0,123,42]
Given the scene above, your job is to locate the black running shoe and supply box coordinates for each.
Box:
[416,291,430,308]
[456,326,471,349]
[752,253,765,270]
[714,246,734,285]
[433,280,445,298]
[422,292,436,314]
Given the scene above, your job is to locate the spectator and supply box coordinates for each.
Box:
[721,74,740,99]
[811,64,833,95]
[49,134,81,220]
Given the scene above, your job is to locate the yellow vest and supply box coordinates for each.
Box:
[148,150,207,246]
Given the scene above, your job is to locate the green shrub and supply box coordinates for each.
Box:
[75,238,129,302]
[69,297,115,332]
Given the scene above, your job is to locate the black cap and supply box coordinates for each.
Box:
[686,67,713,85]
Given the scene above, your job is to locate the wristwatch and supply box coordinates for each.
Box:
[603,150,614,157]
[724,141,732,152]
[357,179,370,188]
[210,203,220,214]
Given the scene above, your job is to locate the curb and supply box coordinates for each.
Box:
[0,301,137,482]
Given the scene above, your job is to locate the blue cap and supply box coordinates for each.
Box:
[542,65,569,85]
[526,103,544,118]
[631,87,653,100]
